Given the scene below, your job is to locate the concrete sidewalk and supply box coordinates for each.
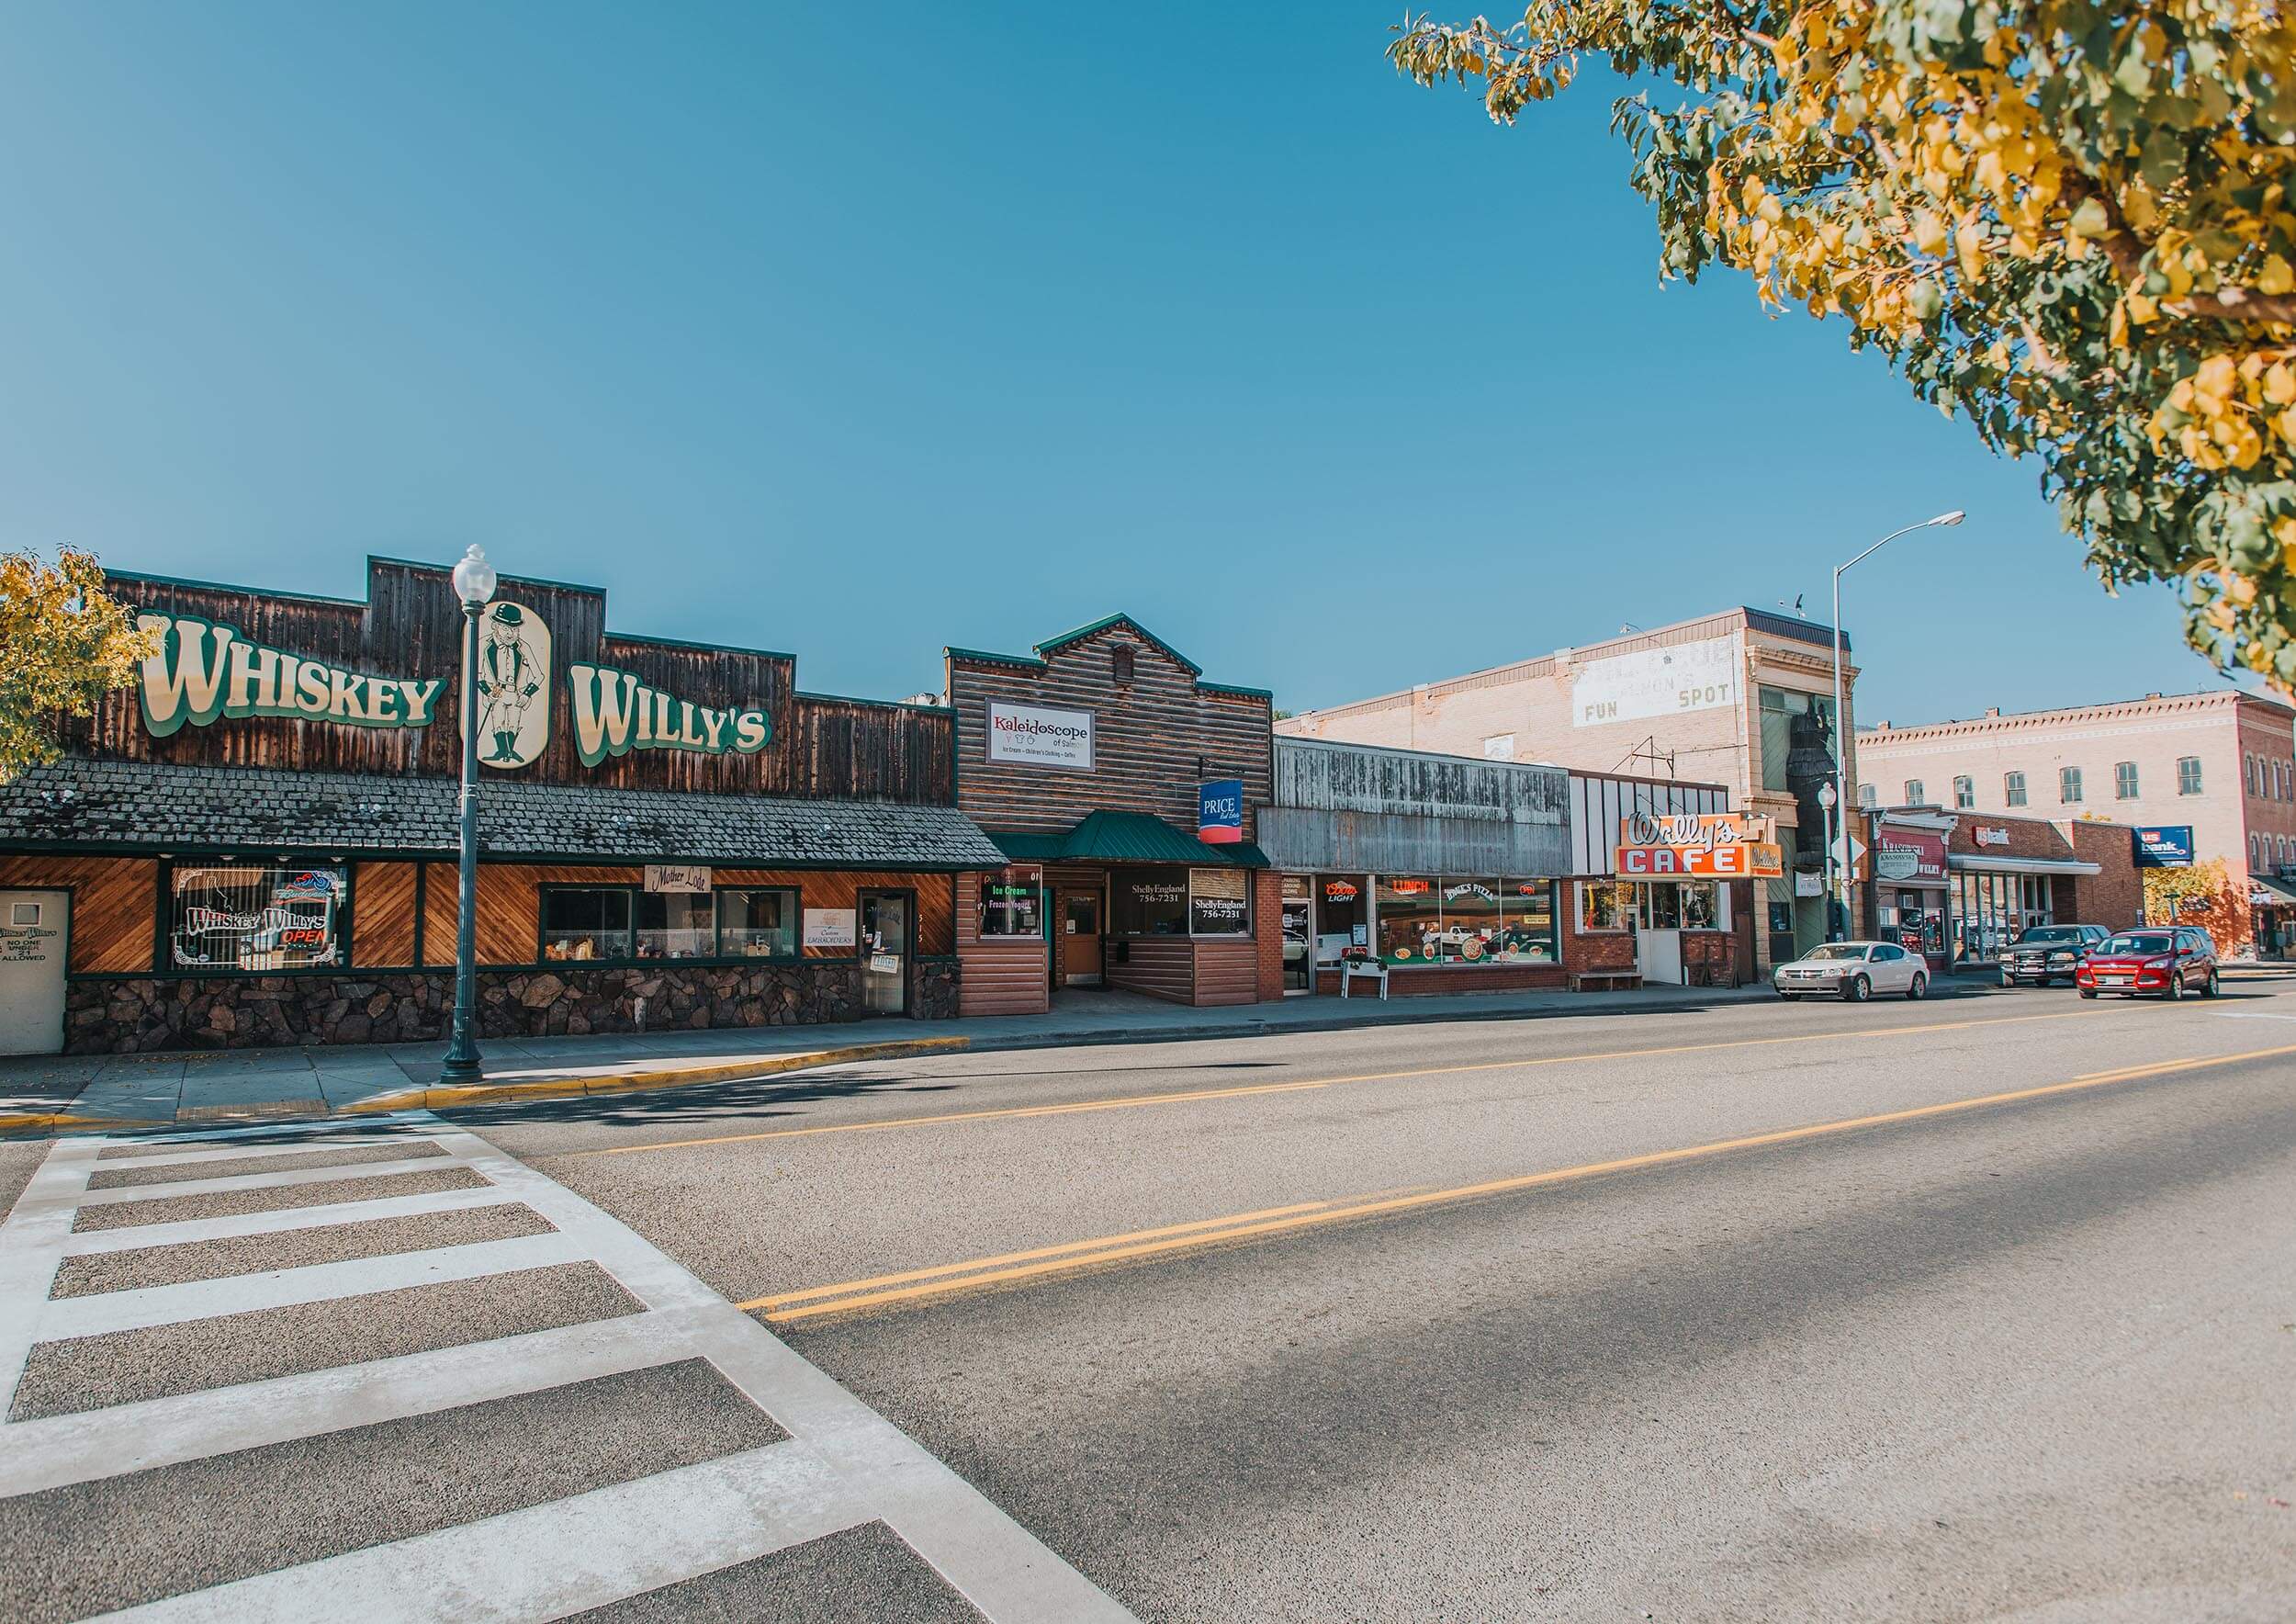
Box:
[0,975,2011,1134]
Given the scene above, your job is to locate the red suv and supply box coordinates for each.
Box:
[2075,927,2220,1000]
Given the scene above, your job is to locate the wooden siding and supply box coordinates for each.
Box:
[73,560,951,803]
[352,862,420,967]
[422,863,953,968]
[1106,937,1193,1004]
[1192,940,1260,1006]
[953,864,1049,1016]
[948,620,1272,839]
[0,856,155,974]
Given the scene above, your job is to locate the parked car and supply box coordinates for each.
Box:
[1773,941,1928,1002]
[2075,927,2219,999]
[1998,923,2110,987]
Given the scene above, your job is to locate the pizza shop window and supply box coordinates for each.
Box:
[541,888,634,962]
[167,863,347,973]
[718,888,799,958]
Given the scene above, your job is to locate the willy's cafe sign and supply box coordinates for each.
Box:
[134,606,773,769]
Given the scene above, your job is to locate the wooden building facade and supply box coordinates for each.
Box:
[943,615,1280,1014]
[0,558,1005,1055]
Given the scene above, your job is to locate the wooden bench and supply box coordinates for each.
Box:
[1570,970,1642,993]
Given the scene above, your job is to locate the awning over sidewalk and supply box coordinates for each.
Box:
[989,809,1268,868]
[2249,874,2296,906]
[1947,853,2102,877]
[0,759,1009,870]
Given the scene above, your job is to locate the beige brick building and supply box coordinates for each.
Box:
[1277,608,1857,967]
[1856,689,2296,954]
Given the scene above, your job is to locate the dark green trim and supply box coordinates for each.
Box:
[0,841,1003,872]
[615,629,800,662]
[943,645,1048,671]
[793,687,956,716]
[1037,613,1203,676]
[1194,680,1275,701]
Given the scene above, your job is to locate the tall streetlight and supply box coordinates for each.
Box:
[441,544,498,1087]
[1830,512,1964,936]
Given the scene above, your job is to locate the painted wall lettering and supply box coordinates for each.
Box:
[568,662,772,767]
[136,613,445,739]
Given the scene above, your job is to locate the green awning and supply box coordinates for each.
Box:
[989,809,1267,868]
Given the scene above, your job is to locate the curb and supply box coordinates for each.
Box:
[340,1036,976,1114]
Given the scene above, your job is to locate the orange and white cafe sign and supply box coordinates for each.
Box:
[1615,811,1785,879]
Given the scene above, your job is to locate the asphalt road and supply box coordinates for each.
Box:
[5,976,2293,1619]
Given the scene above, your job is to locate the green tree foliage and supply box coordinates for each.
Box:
[0,548,154,784]
[1390,3,2296,690]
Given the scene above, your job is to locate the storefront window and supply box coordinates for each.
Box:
[636,893,714,959]
[1187,867,1250,935]
[1678,880,1719,929]
[1109,871,1187,935]
[979,879,1041,938]
[1375,876,1439,963]
[1578,880,1636,931]
[542,888,634,962]
[719,888,798,957]
[1317,874,1367,959]
[167,863,346,972]
[1433,879,1502,961]
[1496,880,1558,962]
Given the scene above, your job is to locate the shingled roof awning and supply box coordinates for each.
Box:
[0,760,1008,870]
[989,809,1268,868]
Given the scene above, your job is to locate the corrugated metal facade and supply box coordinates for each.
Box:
[1258,739,1570,875]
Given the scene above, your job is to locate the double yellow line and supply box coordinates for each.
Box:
[744,1038,2296,1324]
[577,1008,2094,1160]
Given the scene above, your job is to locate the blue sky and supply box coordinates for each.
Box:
[0,1,2236,727]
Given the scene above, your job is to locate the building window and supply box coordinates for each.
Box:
[1953,775,1974,809]
[166,863,347,972]
[2247,753,2259,796]
[2178,756,2202,795]
[1110,644,1135,685]
[2059,766,2083,803]
[718,888,799,957]
[2114,761,2139,799]
[1759,686,1837,794]
[541,888,635,962]
[1577,880,1637,932]
[978,878,1041,938]
[1904,780,1926,806]
[1379,876,1557,964]
[1109,871,1188,936]
[1500,880,1559,962]
[2005,771,2028,806]
[636,893,715,959]
[1187,867,1250,935]
[1375,876,1443,963]
[1858,784,1877,809]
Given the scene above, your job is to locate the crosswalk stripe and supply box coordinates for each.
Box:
[63,1156,457,1210]
[57,1185,527,1256]
[0,1309,690,1497]
[37,1230,591,1340]
[90,1441,869,1623]
[76,1133,447,1173]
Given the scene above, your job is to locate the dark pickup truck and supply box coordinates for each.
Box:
[1998,923,2110,987]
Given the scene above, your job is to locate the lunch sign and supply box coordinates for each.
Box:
[132,605,772,771]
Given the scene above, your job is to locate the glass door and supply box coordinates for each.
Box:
[858,890,911,1015]
[1280,874,1312,993]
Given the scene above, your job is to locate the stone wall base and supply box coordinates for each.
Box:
[65,957,962,1055]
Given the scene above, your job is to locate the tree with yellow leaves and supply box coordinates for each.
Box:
[1390,4,2296,689]
[0,549,154,784]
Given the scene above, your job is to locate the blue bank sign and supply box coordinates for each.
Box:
[1199,778,1244,845]
[2133,825,2195,867]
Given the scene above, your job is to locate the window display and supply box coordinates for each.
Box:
[542,888,634,961]
[980,879,1041,937]
[167,864,345,971]
[1377,875,1559,964]
[719,888,798,957]
[636,892,714,958]
[1109,871,1187,935]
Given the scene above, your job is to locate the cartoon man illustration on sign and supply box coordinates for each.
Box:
[472,602,552,768]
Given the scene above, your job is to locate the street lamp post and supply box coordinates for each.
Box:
[1817,780,1840,940]
[1830,511,1964,940]
[441,544,498,1087]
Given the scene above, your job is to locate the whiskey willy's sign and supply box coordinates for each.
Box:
[137,614,446,737]
[132,604,771,768]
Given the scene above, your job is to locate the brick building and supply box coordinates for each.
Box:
[1278,607,1856,969]
[1856,688,2296,953]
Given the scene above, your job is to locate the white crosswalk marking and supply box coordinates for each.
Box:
[0,1111,1132,1623]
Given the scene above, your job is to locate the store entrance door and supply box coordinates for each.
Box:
[1279,875,1312,994]
[857,890,911,1016]
[0,891,68,1055]
[1637,928,1684,985]
[1056,888,1103,987]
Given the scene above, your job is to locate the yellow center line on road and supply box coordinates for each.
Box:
[568,1008,2101,1159]
[753,1038,2296,1325]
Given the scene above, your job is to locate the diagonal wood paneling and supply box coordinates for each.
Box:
[0,856,156,975]
[352,862,419,966]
